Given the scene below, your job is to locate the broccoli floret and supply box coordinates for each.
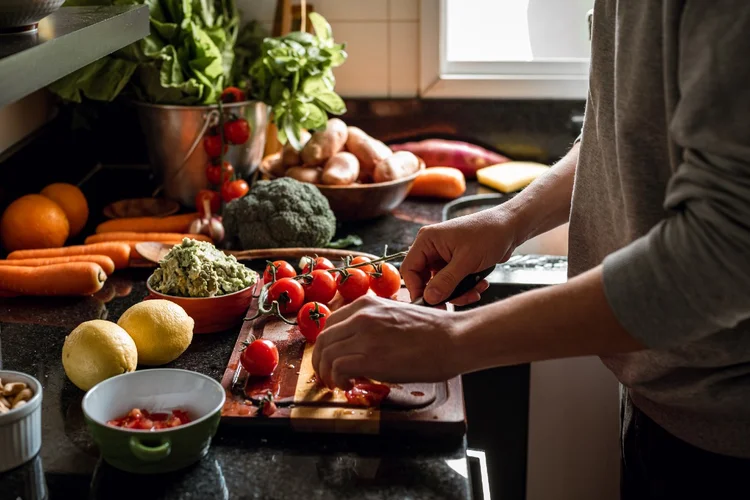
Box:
[223,177,337,249]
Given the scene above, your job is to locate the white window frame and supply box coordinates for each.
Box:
[419,0,591,99]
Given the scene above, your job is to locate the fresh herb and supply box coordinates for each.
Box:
[326,235,363,249]
[248,13,347,149]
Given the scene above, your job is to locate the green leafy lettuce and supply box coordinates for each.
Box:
[248,12,347,148]
[49,0,239,105]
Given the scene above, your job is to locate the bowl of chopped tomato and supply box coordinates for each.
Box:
[82,369,225,474]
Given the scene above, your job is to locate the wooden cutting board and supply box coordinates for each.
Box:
[220,286,466,437]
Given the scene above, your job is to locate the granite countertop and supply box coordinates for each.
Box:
[0,186,478,500]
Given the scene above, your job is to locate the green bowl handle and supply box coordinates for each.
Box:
[128,436,171,462]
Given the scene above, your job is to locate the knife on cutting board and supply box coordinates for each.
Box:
[411,266,495,307]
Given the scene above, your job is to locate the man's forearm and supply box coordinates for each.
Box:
[498,142,579,247]
[452,265,644,373]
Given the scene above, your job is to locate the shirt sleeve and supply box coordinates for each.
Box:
[601,1,750,348]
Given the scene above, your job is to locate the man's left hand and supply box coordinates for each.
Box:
[311,295,465,389]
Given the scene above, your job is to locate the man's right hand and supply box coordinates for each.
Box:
[401,208,519,306]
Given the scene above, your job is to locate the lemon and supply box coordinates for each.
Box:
[117,300,194,366]
[62,320,138,391]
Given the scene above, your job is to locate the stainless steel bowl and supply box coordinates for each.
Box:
[134,100,269,208]
[0,0,65,31]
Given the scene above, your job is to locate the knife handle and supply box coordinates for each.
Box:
[412,266,495,306]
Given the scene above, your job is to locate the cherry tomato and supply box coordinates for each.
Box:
[221,179,249,202]
[203,129,227,157]
[369,262,401,298]
[195,189,221,216]
[224,118,250,145]
[336,268,370,302]
[220,87,246,103]
[345,378,391,407]
[206,161,234,185]
[297,302,331,343]
[240,339,279,376]
[302,256,334,274]
[301,269,337,304]
[268,277,305,314]
[349,256,375,275]
[263,260,297,283]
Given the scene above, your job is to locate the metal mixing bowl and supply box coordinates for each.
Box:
[0,0,65,32]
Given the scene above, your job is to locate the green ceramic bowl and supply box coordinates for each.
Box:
[82,369,225,474]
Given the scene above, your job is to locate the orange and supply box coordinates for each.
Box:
[40,183,89,237]
[0,194,70,252]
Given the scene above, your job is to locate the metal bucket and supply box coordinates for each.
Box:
[134,100,269,208]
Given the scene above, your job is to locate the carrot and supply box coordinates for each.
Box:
[7,243,131,270]
[408,167,467,200]
[0,262,107,296]
[95,213,199,234]
[0,255,116,275]
[84,232,212,245]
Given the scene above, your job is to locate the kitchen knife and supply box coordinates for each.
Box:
[411,266,495,307]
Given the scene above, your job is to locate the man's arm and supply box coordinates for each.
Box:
[451,266,643,373]
[502,142,580,247]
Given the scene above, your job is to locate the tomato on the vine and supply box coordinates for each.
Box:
[297,302,331,343]
[369,262,401,298]
[302,256,334,274]
[263,260,296,283]
[195,189,221,216]
[301,269,337,304]
[220,87,246,103]
[336,268,370,302]
[203,129,227,158]
[268,277,305,314]
[221,179,249,202]
[240,339,279,376]
[206,161,234,185]
[349,256,375,275]
[224,118,250,145]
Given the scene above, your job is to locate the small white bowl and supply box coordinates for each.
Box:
[0,370,43,473]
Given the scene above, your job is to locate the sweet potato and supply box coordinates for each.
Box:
[282,130,312,167]
[373,151,421,183]
[286,166,322,184]
[345,127,392,177]
[300,118,348,166]
[95,213,199,234]
[390,139,510,178]
[321,152,360,186]
[408,167,466,200]
[7,243,131,270]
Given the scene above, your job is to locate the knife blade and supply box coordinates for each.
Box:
[411,266,495,307]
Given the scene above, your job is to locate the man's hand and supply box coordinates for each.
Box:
[402,210,517,306]
[311,295,465,389]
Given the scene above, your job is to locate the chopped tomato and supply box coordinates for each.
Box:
[107,408,191,430]
[345,378,390,407]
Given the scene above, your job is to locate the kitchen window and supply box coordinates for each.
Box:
[420,0,593,99]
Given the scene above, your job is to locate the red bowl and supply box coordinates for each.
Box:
[145,278,257,334]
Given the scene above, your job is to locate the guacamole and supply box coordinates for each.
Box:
[149,238,258,297]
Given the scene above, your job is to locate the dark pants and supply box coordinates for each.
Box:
[621,393,750,500]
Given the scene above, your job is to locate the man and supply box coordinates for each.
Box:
[312,1,750,497]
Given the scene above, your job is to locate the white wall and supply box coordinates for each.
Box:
[236,0,420,97]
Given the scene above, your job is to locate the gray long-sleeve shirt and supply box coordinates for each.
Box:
[569,0,750,457]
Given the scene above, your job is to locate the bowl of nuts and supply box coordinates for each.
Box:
[0,371,42,472]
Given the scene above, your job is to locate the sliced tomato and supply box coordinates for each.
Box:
[345,379,391,407]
